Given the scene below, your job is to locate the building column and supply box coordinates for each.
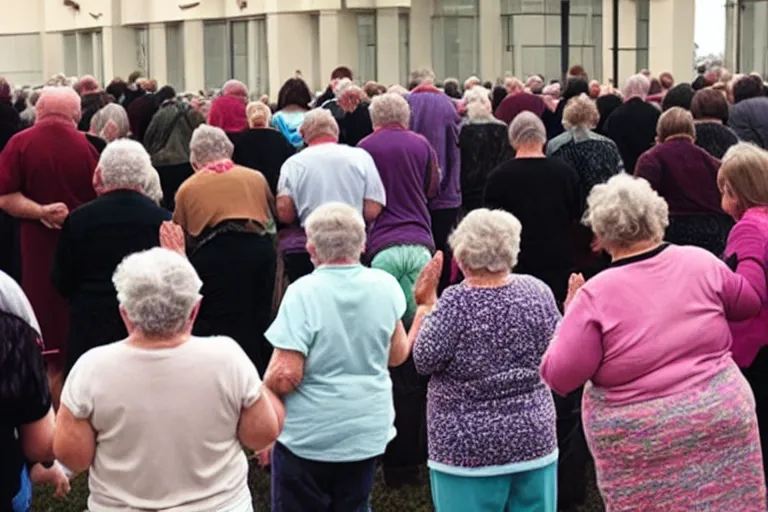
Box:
[182,20,205,93]
[752,1,768,76]
[648,0,695,83]
[92,32,104,84]
[376,8,401,86]
[318,10,357,86]
[602,0,637,86]
[247,19,259,95]
[103,26,139,84]
[148,24,168,87]
[409,0,432,73]
[479,0,502,82]
[267,12,317,96]
[724,0,738,71]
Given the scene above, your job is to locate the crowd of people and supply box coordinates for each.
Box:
[2,60,768,512]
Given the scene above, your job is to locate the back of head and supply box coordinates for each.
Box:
[733,75,765,104]
[504,77,524,94]
[106,79,127,101]
[563,77,589,101]
[331,66,353,81]
[155,86,177,106]
[91,103,130,142]
[691,88,729,123]
[0,78,10,104]
[648,78,662,96]
[508,111,546,149]
[568,64,588,81]
[189,124,235,167]
[563,94,599,130]
[443,79,461,99]
[369,92,411,129]
[624,74,651,100]
[246,101,272,129]
[305,202,366,263]
[659,72,674,90]
[36,86,81,124]
[525,75,545,94]
[222,80,248,100]
[79,75,101,95]
[656,106,695,143]
[719,143,768,216]
[464,76,482,91]
[207,94,248,133]
[491,85,508,111]
[276,77,312,111]
[661,83,695,112]
[97,138,159,202]
[410,68,437,87]
[299,108,339,143]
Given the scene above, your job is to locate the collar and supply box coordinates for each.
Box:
[374,124,406,132]
[610,243,670,268]
[202,159,236,174]
[411,84,442,94]
[308,136,338,146]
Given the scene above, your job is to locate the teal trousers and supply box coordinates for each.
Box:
[370,245,432,329]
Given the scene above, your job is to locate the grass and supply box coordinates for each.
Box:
[30,461,605,511]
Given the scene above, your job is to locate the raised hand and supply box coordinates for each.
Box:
[414,251,444,307]
[564,273,586,311]
[159,221,186,255]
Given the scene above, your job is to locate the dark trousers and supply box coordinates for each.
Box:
[430,208,458,293]
[742,346,768,488]
[554,388,591,511]
[283,252,314,284]
[271,442,377,512]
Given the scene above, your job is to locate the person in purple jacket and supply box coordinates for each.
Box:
[358,92,440,488]
[719,142,768,486]
[407,68,461,291]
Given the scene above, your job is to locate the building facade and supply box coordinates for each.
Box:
[0,0,695,96]
[725,0,768,77]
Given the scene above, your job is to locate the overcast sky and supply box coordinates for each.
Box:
[695,0,726,56]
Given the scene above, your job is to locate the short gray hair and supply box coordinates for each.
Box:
[369,92,411,129]
[90,104,130,142]
[299,109,339,143]
[113,248,203,338]
[624,73,651,100]
[463,86,492,120]
[584,173,669,248]
[449,209,522,273]
[410,68,436,86]
[305,202,366,263]
[98,139,163,203]
[508,111,547,149]
[189,124,234,167]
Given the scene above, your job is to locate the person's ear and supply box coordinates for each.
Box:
[307,242,319,267]
[187,299,202,329]
[93,167,105,194]
[119,306,135,334]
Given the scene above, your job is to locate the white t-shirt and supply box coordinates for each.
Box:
[61,336,262,512]
[277,142,386,226]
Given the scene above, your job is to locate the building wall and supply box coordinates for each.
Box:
[0,0,697,95]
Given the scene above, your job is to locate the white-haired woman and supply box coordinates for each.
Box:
[483,111,579,304]
[409,209,559,512]
[230,101,295,195]
[88,103,130,153]
[541,174,766,510]
[54,247,284,512]
[264,202,410,511]
[321,78,373,146]
[52,139,169,373]
[174,124,276,374]
[459,86,512,212]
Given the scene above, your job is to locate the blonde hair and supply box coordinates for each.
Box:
[246,101,272,128]
[718,143,768,217]
[563,93,599,130]
[657,107,695,143]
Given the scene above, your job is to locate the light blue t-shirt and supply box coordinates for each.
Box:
[265,264,406,462]
[277,143,387,226]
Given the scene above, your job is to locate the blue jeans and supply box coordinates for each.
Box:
[12,467,31,512]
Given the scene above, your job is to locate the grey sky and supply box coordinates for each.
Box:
[695,0,726,56]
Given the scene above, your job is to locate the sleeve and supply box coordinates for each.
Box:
[424,146,441,199]
[277,159,296,199]
[172,186,188,231]
[540,289,604,396]
[718,259,762,322]
[530,281,563,358]
[51,216,77,298]
[725,220,768,304]
[12,319,51,425]
[226,339,264,408]
[412,290,462,375]
[633,152,661,190]
[361,151,386,206]
[0,135,23,195]
[264,285,315,356]
[60,352,95,420]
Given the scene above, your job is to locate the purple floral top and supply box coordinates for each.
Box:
[413,276,560,470]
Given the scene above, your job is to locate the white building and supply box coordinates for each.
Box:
[725,0,768,77]
[0,0,695,96]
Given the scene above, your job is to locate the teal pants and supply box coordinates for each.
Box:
[429,462,557,512]
[371,245,432,329]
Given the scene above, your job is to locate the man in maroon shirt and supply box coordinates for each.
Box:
[495,77,547,125]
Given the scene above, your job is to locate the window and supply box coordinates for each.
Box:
[79,32,94,77]
[357,13,377,83]
[501,0,602,82]
[203,19,269,93]
[166,23,185,91]
[252,18,269,96]
[399,13,410,86]
[0,34,42,85]
[135,27,150,78]
[231,21,249,85]
[432,0,479,80]
[636,0,649,73]
[63,33,78,77]
[740,0,768,77]
[204,22,228,89]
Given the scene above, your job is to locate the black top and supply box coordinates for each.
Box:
[603,97,660,173]
[156,162,195,212]
[695,122,739,159]
[86,133,107,154]
[595,95,622,135]
[0,102,20,153]
[230,129,296,195]
[52,190,171,371]
[459,121,513,212]
[323,100,374,147]
[483,158,580,302]
[0,311,50,508]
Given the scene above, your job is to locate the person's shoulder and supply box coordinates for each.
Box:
[513,274,557,299]
[74,341,127,372]
[186,335,243,358]
[363,267,402,289]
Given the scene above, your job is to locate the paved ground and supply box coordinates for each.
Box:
[30,461,605,511]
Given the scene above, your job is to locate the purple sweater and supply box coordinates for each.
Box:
[726,207,768,367]
[413,277,559,469]
[408,87,461,211]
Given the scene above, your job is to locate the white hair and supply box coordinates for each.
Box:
[463,86,493,121]
[584,173,669,248]
[113,248,203,338]
[624,73,651,100]
[189,124,234,166]
[369,93,411,129]
[464,76,482,90]
[98,139,163,203]
[333,78,355,97]
[305,202,366,263]
[410,68,436,86]
[299,109,339,143]
[449,209,522,273]
[508,111,547,148]
[387,84,410,97]
[90,104,130,141]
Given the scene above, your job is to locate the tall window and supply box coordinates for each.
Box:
[204,22,228,89]
[636,0,650,72]
[399,13,410,86]
[166,23,185,91]
[501,0,602,82]
[357,13,377,83]
[135,27,150,78]
[204,19,270,93]
[79,32,94,77]
[740,0,768,77]
[252,18,269,96]
[432,0,479,80]
[63,33,78,77]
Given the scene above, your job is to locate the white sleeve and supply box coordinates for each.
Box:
[225,338,264,409]
[60,352,96,419]
[361,151,386,206]
[277,158,297,198]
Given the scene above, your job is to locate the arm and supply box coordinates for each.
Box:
[0,192,45,220]
[412,292,461,375]
[264,348,305,396]
[53,405,96,473]
[20,408,55,463]
[363,199,383,223]
[726,220,768,304]
[424,147,440,199]
[361,152,386,221]
[633,152,661,190]
[540,289,604,396]
[237,387,284,452]
[388,320,410,367]
[276,195,298,225]
[719,261,762,322]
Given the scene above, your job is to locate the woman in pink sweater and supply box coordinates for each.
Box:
[541,173,765,511]
[719,142,768,487]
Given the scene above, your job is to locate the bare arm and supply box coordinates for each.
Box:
[237,387,285,452]
[20,407,55,463]
[276,195,298,225]
[363,199,383,223]
[264,348,305,397]
[0,192,44,219]
[389,321,410,367]
[53,405,96,473]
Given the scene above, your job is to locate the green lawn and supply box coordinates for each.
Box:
[31,461,605,511]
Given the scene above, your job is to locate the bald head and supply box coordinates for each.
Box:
[36,86,81,124]
[79,75,101,95]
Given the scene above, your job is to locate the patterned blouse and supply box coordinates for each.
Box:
[413,277,560,472]
[695,122,739,159]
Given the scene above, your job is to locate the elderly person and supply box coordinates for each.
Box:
[484,112,579,304]
[321,79,373,147]
[207,80,248,134]
[52,140,169,373]
[464,75,481,91]
[271,78,313,149]
[264,202,409,511]
[728,75,768,149]
[144,99,205,211]
[691,88,739,159]
[54,247,284,512]
[495,77,546,125]
[231,101,295,195]
[77,75,109,132]
[459,86,512,212]
[0,86,98,399]
[174,125,276,373]
[603,74,660,172]
[541,173,766,511]
[410,209,559,512]
[87,103,130,152]
[127,85,176,144]
[277,109,385,282]
[408,68,461,291]
[660,83,695,112]
[544,77,589,140]
[635,107,733,255]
